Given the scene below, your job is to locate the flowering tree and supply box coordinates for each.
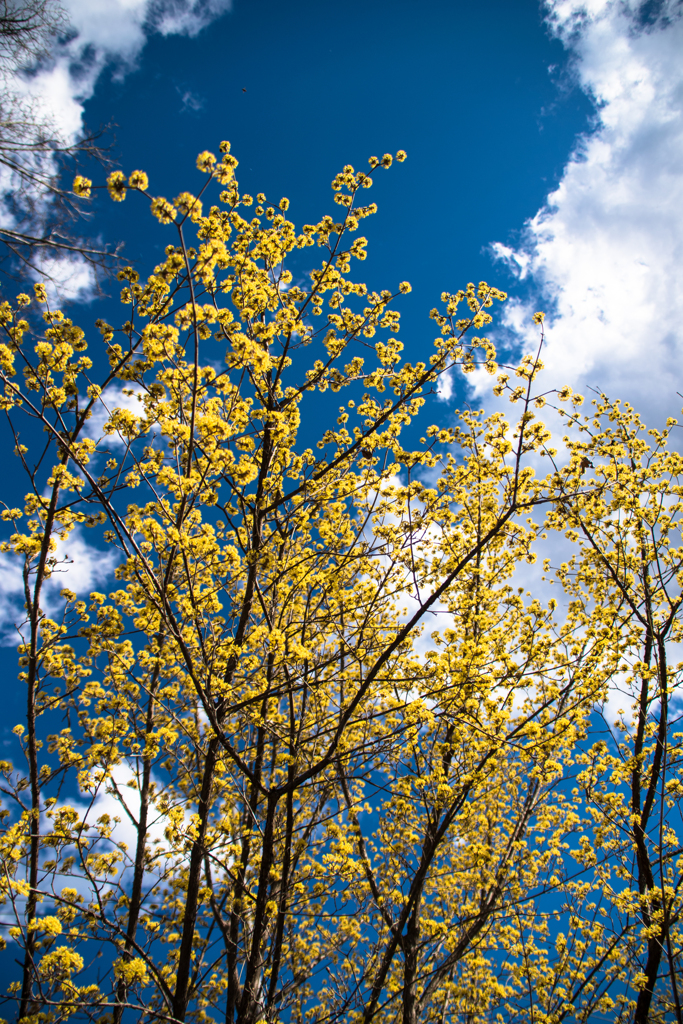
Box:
[0,143,680,1024]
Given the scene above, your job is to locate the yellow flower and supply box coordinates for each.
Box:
[174,191,203,222]
[196,150,217,173]
[107,171,127,202]
[113,956,148,985]
[72,175,92,198]
[150,197,177,224]
[37,916,62,936]
[39,947,84,979]
[128,169,149,190]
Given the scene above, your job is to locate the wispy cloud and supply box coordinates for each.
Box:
[37,252,99,304]
[147,0,232,37]
[177,85,205,112]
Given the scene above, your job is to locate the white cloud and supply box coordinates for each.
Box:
[3,0,232,303]
[34,252,97,304]
[147,0,232,37]
[50,528,119,596]
[15,0,233,149]
[75,761,175,871]
[177,85,204,112]
[0,528,118,643]
[488,0,683,425]
[489,242,530,280]
[58,0,232,101]
[435,368,453,402]
[479,4,683,721]
[83,383,147,447]
[0,553,26,645]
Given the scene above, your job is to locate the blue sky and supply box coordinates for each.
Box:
[17,0,679,428]
[79,0,593,339]
[76,0,595,409]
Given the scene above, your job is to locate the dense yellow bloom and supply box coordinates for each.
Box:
[196,149,217,172]
[106,170,127,201]
[0,139,680,1024]
[72,175,91,198]
[150,196,177,223]
[128,169,149,190]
